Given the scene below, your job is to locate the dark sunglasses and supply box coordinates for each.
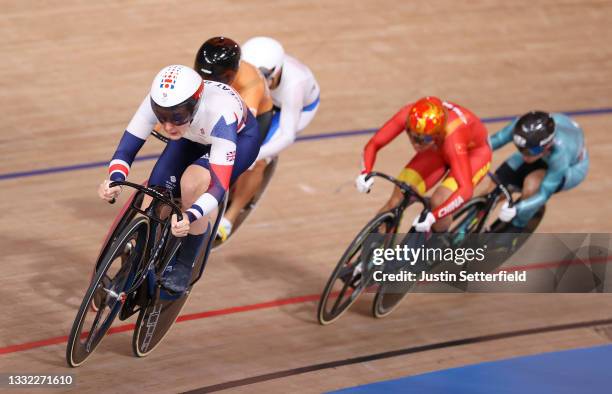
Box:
[151,99,194,126]
[409,131,434,145]
[518,145,546,156]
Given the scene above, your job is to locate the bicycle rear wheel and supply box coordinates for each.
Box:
[132,293,189,357]
[66,216,149,367]
[373,198,489,319]
[131,240,186,357]
[317,211,396,325]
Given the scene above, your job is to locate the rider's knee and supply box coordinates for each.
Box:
[387,192,403,207]
[430,186,454,209]
[522,171,544,198]
[180,170,209,205]
[432,216,451,232]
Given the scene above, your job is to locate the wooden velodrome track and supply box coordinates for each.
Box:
[1,0,612,392]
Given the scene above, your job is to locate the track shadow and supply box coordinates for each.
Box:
[220,249,328,324]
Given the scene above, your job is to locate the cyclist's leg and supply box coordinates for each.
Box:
[379,149,447,214]
[144,138,209,210]
[522,169,546,198]
[487,153,550,232]
[514,156,588,228]
[223,109,276,228]
[186,111,261,238]
[145,140,211,293]
[494,152,532,191]
[164,121,259,291]
[435,146,491,231]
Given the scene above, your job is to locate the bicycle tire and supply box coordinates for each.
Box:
[66,216,149,367]
[372,198,488,319]
[371,231,430,319]
[131,241,187,358]
[91,190,144,312]
[317,211,396,325]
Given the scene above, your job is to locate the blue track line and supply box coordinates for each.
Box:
[2,107,611,182]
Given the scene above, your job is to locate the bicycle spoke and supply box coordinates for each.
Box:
[84,307,105,352]
[330,279,352,313]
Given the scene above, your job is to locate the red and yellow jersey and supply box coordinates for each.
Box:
[362,100,491,219]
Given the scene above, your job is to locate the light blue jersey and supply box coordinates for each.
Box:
[489,113,589,227]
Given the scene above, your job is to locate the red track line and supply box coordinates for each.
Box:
[0,294,320,356]
[1,256,610,356]
[177,294,320,322]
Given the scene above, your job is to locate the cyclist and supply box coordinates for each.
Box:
[356,96,492,233]
[98,64,260,292]
[205,36,320,239]
[193,36,274,241]
[489,111,589,232]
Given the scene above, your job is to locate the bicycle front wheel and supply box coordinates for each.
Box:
[66,216,149,367]
[317,211,396,325]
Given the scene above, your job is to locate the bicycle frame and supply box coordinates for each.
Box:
[469,172,515,234]
[365,171,431,233]
[108,181,183,296]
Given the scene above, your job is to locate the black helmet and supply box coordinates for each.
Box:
[512,111,555,155]
[194,36,241,85]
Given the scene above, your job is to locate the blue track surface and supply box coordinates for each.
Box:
[332,344,612,394]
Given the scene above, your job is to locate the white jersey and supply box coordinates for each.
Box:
[256,55,320,160]
[270,55,319,109]
[125,81,248,145]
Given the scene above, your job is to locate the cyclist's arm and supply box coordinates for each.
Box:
[362,105,411,173]
[488,119,517,150]
[433,135,474,219]
[108,96,156,181]
[512,150,568,227]
[186,117,238,223]
[256,84,303,160]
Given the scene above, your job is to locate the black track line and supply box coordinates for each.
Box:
[183,317,612,393]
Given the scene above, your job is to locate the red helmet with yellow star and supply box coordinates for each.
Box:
[407,96,447,143]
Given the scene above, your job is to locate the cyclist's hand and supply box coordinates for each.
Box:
[499,201,517,222]
[98,179,122,202]
[171,214,190,237]
[413,212,436,232]
[355,173,374,193]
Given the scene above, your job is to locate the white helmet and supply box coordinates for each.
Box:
[241,37,285,80]
[150,65,203,125]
